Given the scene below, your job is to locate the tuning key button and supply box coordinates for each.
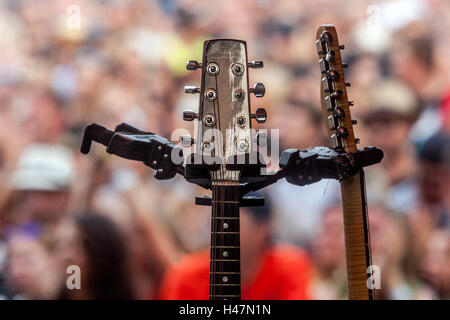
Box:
[325,95,336,111]
[249,83,265,97]
[186,60,201,71]
[180,135,194,147]
[248,61,264,69]
[348,100,354,106]
[316,39,325,55]
[342,62,348,68]
[183,110,198,121]
[251,107,267,123]
[184,86,200,94]
[322,77,332,93]
[319,58,329,74]
[328,115,337,130]
[331,134,342,149]
[339,44,345,50]
[345,81,351,87]
[355,138,361,144]
[352,119,358,125]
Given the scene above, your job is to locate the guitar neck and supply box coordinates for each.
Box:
[340,170,374,300]
[209,183,241,300]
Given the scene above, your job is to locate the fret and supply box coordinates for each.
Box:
[211,217,239,220]
[210,284,240,287]
[211,200,240,204]
[209,295,241,298]
[210,272,240,274]
[211,245,240,248]
[211,231,239,234]
[211,259,239,262]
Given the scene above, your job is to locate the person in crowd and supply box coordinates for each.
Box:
[267,98,340,247]
[3,227,61,299]
[0,0,448,300]
[7,144,74,229]
[56,213,135,300]
[362,79,420,214]
[419,229,450,299]
[408,132,450,291]
[311,203,435,299]
[368,204,435,299]
[159,195,314,299]
[309,204,347,300]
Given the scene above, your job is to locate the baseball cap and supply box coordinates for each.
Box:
[11,143,74,191]
[364,79,419,122]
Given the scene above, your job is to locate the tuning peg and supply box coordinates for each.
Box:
[345,81,351,87]
[355,138,361,144]
[251,108,267,123]
[320,31,333,44]
[183,110,198,121]
[348,100,354,106]
[249,83,265,97]
[180,135,194,147]
[339,44,345,50]
[330,90,343,99]
[248,61,264,69]
[342,62,348,68]
[326,70,340,81]
[336,126,349,138]
[186,60,201,71]
[184,86,200,94]
[352,119,358,125]
[325,50,335,63]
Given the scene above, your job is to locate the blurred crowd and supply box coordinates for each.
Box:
[0,0,449,300]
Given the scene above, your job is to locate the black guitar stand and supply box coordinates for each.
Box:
[81,122,383,207]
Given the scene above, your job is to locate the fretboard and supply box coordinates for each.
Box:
[209,183,241,300]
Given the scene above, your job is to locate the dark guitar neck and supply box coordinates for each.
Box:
[209,183,241,300]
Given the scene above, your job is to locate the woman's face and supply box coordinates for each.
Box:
[54,221,88,279]
[7,234,59,299]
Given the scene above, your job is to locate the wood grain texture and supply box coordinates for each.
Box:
[340,173,371,299]
[316,25,374,300]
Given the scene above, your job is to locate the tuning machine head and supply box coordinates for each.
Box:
[251,107,267,123]
[186,60,202,71]
[249,83,265,98]
[180,135,195,147]
[183,109,198,121]
[248,60,264,69]
[184,86,201,94]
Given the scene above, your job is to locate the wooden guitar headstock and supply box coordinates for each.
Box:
[316,25,358,153]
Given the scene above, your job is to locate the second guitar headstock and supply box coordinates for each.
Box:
[316,25,359,153]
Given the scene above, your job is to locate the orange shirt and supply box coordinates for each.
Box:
[159,245,313,300]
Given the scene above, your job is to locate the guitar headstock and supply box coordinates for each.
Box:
[183,39,266,181]
[316,25,358,153]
